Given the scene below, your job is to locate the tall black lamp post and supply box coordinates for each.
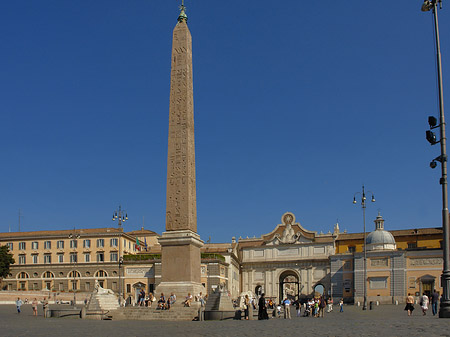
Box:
[68,230,80,307]
[112,206,127,306]
[353,186,375,310]
[422,0,450,318]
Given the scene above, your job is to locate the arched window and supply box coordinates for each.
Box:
[95,270,108,278]
[17,272,29,279]
[68,271,81,278]
[42,271,55,279]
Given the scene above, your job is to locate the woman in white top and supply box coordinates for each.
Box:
[421,293,429,316]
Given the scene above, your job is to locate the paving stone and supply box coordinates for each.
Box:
[0,304,449,337]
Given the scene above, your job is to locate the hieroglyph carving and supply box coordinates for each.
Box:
[166,21,197,232]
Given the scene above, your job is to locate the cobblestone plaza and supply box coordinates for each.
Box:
[1,304,449,337]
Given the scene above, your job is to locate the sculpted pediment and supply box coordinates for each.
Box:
[263,212,316,245]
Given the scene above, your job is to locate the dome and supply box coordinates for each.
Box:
[366,213,396,251]
[366,230,396,245]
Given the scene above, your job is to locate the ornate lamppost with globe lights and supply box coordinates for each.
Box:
[112,206,127,306]
[353,186,375,310]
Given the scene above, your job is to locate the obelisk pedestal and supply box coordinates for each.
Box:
[156,5,204,302]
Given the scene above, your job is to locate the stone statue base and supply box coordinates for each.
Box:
[87,282,120,311]
[155,281,205,308]
[157,230,204,304]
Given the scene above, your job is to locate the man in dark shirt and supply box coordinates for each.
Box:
[431,289,440,316]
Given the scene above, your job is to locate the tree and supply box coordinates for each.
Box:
[0,245,15,281]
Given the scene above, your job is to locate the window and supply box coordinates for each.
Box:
[70,253,78,263]
[97,252,104,262]
[83,239,91,248]
[70,240,78,249]
[71,280,78,290]
[68,271,80,278]
[43,271,54,278]
[408,242,417,249]
[110,238,118,247]
[32,241,39,250]
[33,283,39,290]
[58,254,64,263]
[19,242,26,250]
[85,282,90,291]
[369,277,388,289]
[84,253,90,262]
[32,255,38,264]
[97,239,104,248]
[19,282,26,290]
[95,270,107,278]
[348,246,356,253]
[110,252,118,262]
[44,241,51,249]
[44,254,52,264]
[7,243,13,250]
[57,240,64,249]
[18,255,26,264]
[126,284,131,293]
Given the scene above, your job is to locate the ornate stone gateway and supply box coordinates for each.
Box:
[279,271,300,301]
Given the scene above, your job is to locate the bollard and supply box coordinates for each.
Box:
[395,300,398,305]
[357,301,360,307]
[376,301,379,306]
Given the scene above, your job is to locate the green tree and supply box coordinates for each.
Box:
[0,245,15,281]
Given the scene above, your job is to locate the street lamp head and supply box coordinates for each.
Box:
[353,197,357,204]
[421,0,433,12]
[430,160,438,169]
[428,116,438,128]
[371,195,375,203]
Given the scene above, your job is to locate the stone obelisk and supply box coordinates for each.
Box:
[156,4,204,299]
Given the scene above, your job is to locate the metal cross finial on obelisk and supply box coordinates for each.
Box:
[178,0,188,22]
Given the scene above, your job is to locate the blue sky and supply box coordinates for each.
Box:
[1,1,449,243]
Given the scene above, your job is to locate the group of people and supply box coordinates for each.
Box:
[138,291,206,310]
[405,289,441,316]
[242,294,346,320]
[15,297,48,316]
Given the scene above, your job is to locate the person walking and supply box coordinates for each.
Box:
[244,294,250,320]
[258,293,269,320]
[32,298,38,316]
[319,296,326,317]
[421,293,429,316]
[339,298,344,312]
[42,297,49,318]
[295,300,301,317]
[283,298,291,319]
[431,289,440,316]
[405,293,415,316]
[327,297,333,312]
[16,298,23,314]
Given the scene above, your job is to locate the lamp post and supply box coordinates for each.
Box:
[421,0,450,318]
[68,230,80,307]
[112,206,127,306]
[353,185,375,310]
